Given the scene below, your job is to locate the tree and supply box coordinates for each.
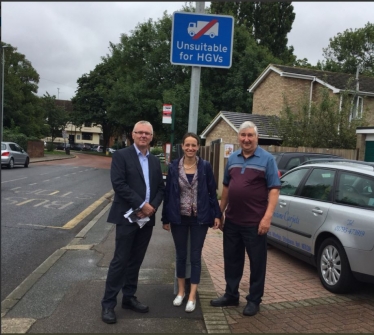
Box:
[71,60,121,153]
[210,1,296,63]
[275,87,367,149]
[41,92,69,147]
[321,22,374,77]
[1,42,46,138]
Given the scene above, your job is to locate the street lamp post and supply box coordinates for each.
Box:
[1,46,9,143]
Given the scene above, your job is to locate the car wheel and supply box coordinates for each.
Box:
[24,157,29,168]
[317,238,353,293]
[8,158,14,169]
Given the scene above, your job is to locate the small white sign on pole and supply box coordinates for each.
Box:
[162,104,172,124]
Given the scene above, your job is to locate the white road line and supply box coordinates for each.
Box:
[10,187,21,190]
[1,177,27,184]
[29,183,37,185]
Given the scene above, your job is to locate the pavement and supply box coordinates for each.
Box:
[1,154,374,333]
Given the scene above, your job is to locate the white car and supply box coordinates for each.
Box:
[269,159,374,293]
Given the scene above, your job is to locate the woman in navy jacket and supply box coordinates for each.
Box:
[162,132,221,312]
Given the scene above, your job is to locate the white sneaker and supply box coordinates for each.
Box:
[173,293,185,306]
[185,300,196,312]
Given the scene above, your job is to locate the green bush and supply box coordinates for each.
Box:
[3,129,29,150]
[150,146,163,155]
[46,142,55,151]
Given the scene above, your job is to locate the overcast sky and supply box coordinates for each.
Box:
[3,2,373,101]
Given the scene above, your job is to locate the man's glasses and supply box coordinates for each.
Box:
[133,131,152,137]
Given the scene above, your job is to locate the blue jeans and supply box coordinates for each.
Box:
[223,218,267,305]
[171,220,209,284]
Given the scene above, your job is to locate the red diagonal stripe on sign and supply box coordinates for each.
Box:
[192,19,218,40]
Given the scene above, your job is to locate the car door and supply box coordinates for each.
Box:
[15,143,26,164]
[326,171,374,276]
[270,168,309,247]
[8,143,21,164]
[287,168,336,255]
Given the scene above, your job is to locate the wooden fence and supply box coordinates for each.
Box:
[198,143,359,196]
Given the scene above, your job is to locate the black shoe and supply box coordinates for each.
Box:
[102,308,117,324]
[210,296,239,307]
[243,301,260,316]
[122,297,149,313]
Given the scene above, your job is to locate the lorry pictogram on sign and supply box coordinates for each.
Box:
[188,20,219,39]
[171,12,234,68]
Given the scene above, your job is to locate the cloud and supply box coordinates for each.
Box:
[3,2,373,100]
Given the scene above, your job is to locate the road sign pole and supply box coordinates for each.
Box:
[187,1,205,134]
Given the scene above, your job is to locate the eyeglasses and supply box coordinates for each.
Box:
[133,131,153,137]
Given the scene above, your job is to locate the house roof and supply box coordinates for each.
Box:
[200,111,281,140]
[55,99,73,113]
[248,64,374,96]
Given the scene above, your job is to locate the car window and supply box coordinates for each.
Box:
[280,168,309,196]
[9,144,18,151]
[285,157,301,170]
[300,168,335,201]
[1,143,6,150]
[336,172,374,209]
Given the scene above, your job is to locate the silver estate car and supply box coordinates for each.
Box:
[269,159,374,293]
[1,141,30,169]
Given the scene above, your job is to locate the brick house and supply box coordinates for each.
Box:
[247,64,374,125]
[247,64,374,161]
[200,111,281,146]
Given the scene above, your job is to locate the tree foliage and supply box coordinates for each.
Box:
[41,92,69,145]
[71,60,121,153]
[2,42,46,138]
[210,1,296,63]
[321,22,374,77]
[275,87,367,149]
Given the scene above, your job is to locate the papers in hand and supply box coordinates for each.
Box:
[124,208,150,228]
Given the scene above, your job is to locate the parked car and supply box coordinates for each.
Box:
[56,143,70,150]
[1,141,30,169]
[107,148,116,154]
[82,143,92,151]
[96,145,103,153]
[70,143,84,151]
[269,158,374,293]
[91,145,100,152]
[271,152,342,176]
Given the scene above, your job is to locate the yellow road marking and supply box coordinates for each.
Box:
[16,190,114,230]
[62,190,114,229]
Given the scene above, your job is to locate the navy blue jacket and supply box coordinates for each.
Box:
[161,158,222,226]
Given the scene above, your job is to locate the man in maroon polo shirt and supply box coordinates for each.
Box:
[210,121,281,316]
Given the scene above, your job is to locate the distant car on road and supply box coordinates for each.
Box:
[271,152,341,176]
[1,141,30,169]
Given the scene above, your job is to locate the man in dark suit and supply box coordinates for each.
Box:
[101,121,165,324]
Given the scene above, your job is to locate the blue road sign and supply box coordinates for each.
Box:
[170,12,234,68]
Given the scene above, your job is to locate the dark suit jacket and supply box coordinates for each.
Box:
[107,145,165,227]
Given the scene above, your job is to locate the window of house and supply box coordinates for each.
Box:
[77,135,81,140]
[351,96,363,120]
[84,122,92,127]
[82,132,93,140]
